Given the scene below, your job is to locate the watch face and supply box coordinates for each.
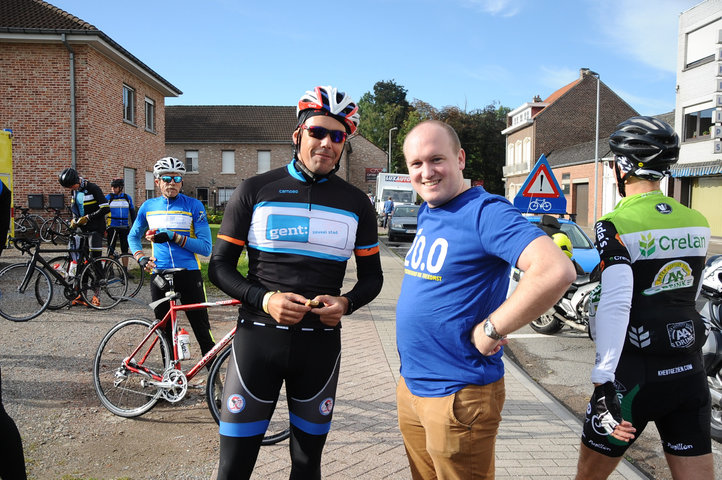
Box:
[484,320,498,339]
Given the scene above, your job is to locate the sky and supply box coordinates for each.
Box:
[49,0,702,116]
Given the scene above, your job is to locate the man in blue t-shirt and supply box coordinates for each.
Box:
[396,120,576,479]
[382,196,394,228]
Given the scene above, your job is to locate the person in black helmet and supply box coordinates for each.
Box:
[208,85,383,479]
[105,178,135,270]
[575,116,713,479]
[58,167,110,306]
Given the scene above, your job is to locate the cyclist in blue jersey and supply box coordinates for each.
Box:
[396,120,576,479]
[128,157,215,357]
[106,178,135,270]
[208,85,383,479]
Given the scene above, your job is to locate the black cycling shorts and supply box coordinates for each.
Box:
[218,319,341,438]
[581,352,711,457]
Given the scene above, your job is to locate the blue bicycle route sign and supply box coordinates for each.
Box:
[513,154,567,215]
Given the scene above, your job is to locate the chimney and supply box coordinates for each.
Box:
[580,68,591,77]
[532,95,542,103]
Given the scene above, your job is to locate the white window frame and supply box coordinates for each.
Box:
[221,150,235,174]
[185,150,199,173]
[218,187,234,205]
[145,171,155,199]
[144,97,155,133]
[257,150,271,174]
[123,84,135,124]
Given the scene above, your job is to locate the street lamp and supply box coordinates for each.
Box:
[388,126,398,172]
[588,70,601,222]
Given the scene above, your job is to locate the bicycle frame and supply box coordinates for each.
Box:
[122,293,240,385]
[12,239,83,293]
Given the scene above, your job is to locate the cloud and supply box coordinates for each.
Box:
[588,0,697,73]
[460,0,522,17]
[538,66,580,90]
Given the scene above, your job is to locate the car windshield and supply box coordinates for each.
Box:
[394,206,419,217]
[560,223,594,249]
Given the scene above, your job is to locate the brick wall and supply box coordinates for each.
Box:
[534,75,637,160]
[0,42,167,212]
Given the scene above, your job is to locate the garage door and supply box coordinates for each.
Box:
[691,176,722,237]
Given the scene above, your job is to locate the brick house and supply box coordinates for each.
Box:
[0,0,181,213]
[502,68,638,226]
[165,105,388,209]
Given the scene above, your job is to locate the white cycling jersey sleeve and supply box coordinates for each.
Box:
[590,263,634,384]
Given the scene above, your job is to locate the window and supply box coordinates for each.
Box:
[222,150,235,174]
[685,20,721,68]
[515,140,522,165]
[683,107,714,141]
[145,97,155,132]
[145,171,155,200]
[562,173,570,195]
[523,138,531,164]
[507,144,514,166]
[185,151,199,173]
[218,187,234,205]
[124,167,135,198]
[257,150,271,173]
[123,85,135,124]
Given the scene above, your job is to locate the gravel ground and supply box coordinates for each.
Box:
[1,249,235,480]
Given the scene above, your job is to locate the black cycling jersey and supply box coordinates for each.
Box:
[70,179,109,233]
[210,161,383,328]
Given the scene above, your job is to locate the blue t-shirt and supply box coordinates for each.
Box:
[396,187,544,397]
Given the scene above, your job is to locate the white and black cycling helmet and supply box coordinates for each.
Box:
[58,167,80,187]
[153,157,186,178]
[297,85,360,135]
[609,116,679,196]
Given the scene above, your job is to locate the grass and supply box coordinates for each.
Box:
[201,224,248,293]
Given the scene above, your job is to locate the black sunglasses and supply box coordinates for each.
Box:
[160,175,183,183]
[301,125,347,143]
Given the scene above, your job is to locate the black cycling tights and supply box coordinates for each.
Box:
[216,321,341,480]
[0,366,27,480]
[219,426,327,479]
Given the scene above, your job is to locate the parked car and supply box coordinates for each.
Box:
[388,204,419,242]
[525,215,600,273]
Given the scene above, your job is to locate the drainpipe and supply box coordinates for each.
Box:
[61,34,77,169]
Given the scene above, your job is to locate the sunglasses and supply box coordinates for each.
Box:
[301,125,347,143]
[160,175,183,183]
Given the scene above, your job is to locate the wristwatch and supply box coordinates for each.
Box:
[483,318,504,340]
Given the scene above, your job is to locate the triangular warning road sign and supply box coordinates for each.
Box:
[521,155,561,198]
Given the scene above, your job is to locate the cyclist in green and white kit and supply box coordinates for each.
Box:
[576,116,713,480]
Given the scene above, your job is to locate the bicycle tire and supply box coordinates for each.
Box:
[93,317,170,417]
[40,255,72,310]
[14,217,40,241]
[206,346,291,445]
[0,263,52,322]
[39,218,53,242]
[79,257,128,310]
[117,253,145,299]
[41,217,70,244]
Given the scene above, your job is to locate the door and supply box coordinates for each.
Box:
[573,182,589,226]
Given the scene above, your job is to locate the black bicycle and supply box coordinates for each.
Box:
[13,206,43,241]
[39,206,72,244]
[0,235,128,321]
[105,227,145,299]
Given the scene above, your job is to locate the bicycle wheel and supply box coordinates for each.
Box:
[0,262,52,322]
[14,217,39,241]
[117,253,145,299]
[206,346,291,445]
[40,255,72,310]
[94,318,171,417]
[79,257,128,309]
[39,218,53,242]
[41,217,70,244]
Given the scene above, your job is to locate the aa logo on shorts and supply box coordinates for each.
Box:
[642,260,693,296]
[227,394,245,414]
[319,398,334,416]
[666,320,695,349]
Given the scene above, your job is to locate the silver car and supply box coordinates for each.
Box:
[388,204,419,242]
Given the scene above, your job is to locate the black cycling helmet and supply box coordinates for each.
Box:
[58,167,80,188]
[609,116,679,196]
[111,178,124,188]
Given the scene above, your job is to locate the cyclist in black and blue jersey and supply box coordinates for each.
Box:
[576,117,713,480]
[106,178,135,270]
[128,157,215,357]
[208,85,384,479]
